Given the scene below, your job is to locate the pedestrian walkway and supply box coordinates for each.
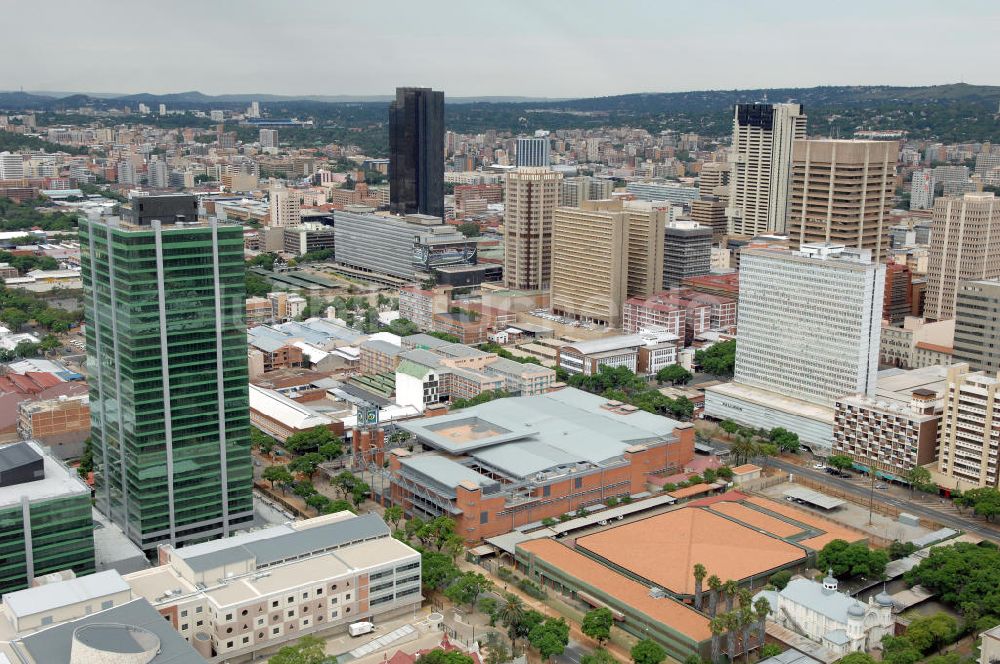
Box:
[349,625,418,659]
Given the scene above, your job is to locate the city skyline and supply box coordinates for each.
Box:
[2,0,998,98]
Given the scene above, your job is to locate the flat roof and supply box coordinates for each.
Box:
[248,384,332,430]
[518,539,711,642]
[576,507,805,595]
[743,496,863,550]
[705,382,835,422]
[0,440,89,508]
[3,570,129,619]
[398,455,500,493]
[562,334,644,355]
[782,487,846,510]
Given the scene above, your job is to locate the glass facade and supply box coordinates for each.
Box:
[389,87,444,219]
[80,217,253,552]
[0,494,95,593]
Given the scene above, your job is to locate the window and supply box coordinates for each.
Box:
[272,627,280,635]
[575,477,582,489]
[272,600,279,608]
[101,600,113,610]
[287,596,294,604]
[181,624,188,631]
[316,587,324,595]
[542,485,550,497]
[346,593,352,600]
[303,618,311,627]
[287,610,294,618]
[225,613,233,622]
[226,641,234,649]
[181,609,188,618]
[196,621,203,627]
[480,511,488,524]
[302,592,308,600]
[196,607,203,614]
[242,636,250,645]
[41,616,53,626]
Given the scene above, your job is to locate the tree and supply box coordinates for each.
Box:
[289,452,325,480]
[509,609,545,649]
[331,471,357,500]
[827,455,854,472]
[888,541,917,560]
[817,540,888,580]
[444,572,493,611]
[77,436,94,478]
[903,613,957,654]
[581,648,616,664]
[768,428,800,454]
[956,487,1000,521]
[720,420,739,436]
[268,635,337,664]
[318,440,344,461]
[251,428,275,456]
[707,575,723,616]
[456,222,481,237]
[0,307,28,331]
[835,654,876,664]
[881,635,922,664]
[387,318,421,337]
[263,464,293,493]
[351,479,371,507]
[293,481,317,500]
[695,340,736,377]
[905,466,934,492]
[581,607,614,645]
[529,617,570,660]
[306,493,331,515]
[904,541,1000,623]
[730,431,759,466]
[285,426,338,454]
[754,597,771,653]
[709,616,726,664]
[323,499,354,515]
[656,364,693,385]
[760,644,782,659]
[384,505,404,530]
[768,571,792,591]
[631,639,666,664]
[416,650,474,664]
[421,550,460,592]
[693,563,708,610]
[722,580,739,613]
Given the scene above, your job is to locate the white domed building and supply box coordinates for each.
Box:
[754,571,894,658]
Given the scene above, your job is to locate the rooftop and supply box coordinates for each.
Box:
[561,335,645,355]
[248,384,333,430]
[772,577,869,624]
[3,570,130,619]
[0,441,89,508]
[576,507,804,595]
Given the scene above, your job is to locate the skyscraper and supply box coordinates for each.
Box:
[662,220,712,288]
[787,139,898,261]
[516,135,551,168]
[0,152,24,180]
[938,364,1000,489]
[911,169,935,210]
[389,87,444,218]
[503,167,562,290]
[147,159,170,189]
[80,199,253,552]
[269,185,300,227]
[953,279,1000,374]
[925,192,1000,321]
[259,128,278,149]
[726,102,806,237]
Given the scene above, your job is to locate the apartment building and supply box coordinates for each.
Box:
[937,364,1000,489]
[125,512,421,661]
[398,286,452,331]
[689,198,728,240]
[268,185,301,227]
[788,139,898,261]
[953,279,1000,374]
[925,192,1000,321]
[879,317,955,369]
[727,103,807,236]
[833,365,948,479]
[623,289,737,340]
[883,263,914,325]
[503,168,562,290]
[560,176,615,207]
[911,169,935,210]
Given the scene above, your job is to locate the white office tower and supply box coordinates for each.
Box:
[248,101,261,118]
[0,151,24,180]
[516,135,551,168]
[705,243,885,452]
[910,169,935,210]
[158,103,167,116]
[727,102,806,236]
[147,159,170,189]
[260,128,279,149]
[268,185,300,227]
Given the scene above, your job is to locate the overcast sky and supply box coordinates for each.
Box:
[3,0,998,98]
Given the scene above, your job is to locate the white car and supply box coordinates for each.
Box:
[813,463,826,470]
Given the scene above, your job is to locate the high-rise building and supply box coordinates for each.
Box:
[953,279,1000,374]
[933,165,972,197]
[911,169,935,210]
[0,151,24,180]
[158,103,167,116]
[883,263,913,325]
[80,204,253,552]
[787,139,898,261]
[551,200,629,327]
[516,135,551,168]
[698,162,731,194]
[259,128,278,149]
[560,176,614,207]
[938,363,1000,489]
[389,87,444,218]
[247,100,260,118]
[624,202,667,298]
[706,244,884,451]
[503,167,562,290]
[689,198,728,240]
[726,102,807,237]
[147,159,170,189]
[925,192,1000,321]
[269,185,300,227]
[662,220,711,289]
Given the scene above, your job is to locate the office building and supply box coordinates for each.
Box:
[833,365,949,479]
[259,128,278,149]
[117,159,138,186]
[80,207,254,552]
[662,220,712,288]
[933,165,972,197]
[389,87,444,218]
[561,176,615,207]
[283,222,336,256]
[788,140,898,261]
[727,103,807,236]
[623,289,736,339]
[268,185,300,227]
[698,162,730,194]
[925,192,1000,321]
[626,181,699,205]
[911,169,935,210]
[0,152,25,180]
[516,135,551,167]
[0,441,94,594]
[706,244,884,450]
[883,263,913,325]
[126,512,422,660]
[689,198,728,240]
[147,159,170,189]
[391,388,694,542]
[937,363,1000,489]
[954,279,1000,374]
[503,167,562,290]
[334,210,476,282]
[975,151,1000,178]
[625,201,668,297]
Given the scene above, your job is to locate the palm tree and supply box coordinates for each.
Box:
[724,612,738,663]
[707,575,723,616]
[722,580,739,613]
[731,431,758,466]
[709,615,726,664]
[497,592,525,630]
[754,597,771,650]
[693,563,707,610]
[738,605,755,664]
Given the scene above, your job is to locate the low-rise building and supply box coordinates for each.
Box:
[912,342,954,369]
[283,223,336,256]
[398,286,452,331]
[623,289,736,341]
[16,394,90,458]
[248,384,342,443]
[360,339,403,375]
[833,365,949,480]
[558,335,644,375]
[879,317,955,369]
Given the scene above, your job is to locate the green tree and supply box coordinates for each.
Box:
[581,607,614,645]
[456,222,481,237]
[656,364,693,385]
[251,427,275,455]
[720,419,739,436]
[768,428,800,453]
[351,479,371,507]
[306,493,331,515]
[693,563,707,611]
[331,471,357,500]
[888,541,917,560]
[768,571,792,590]
[630,639,666,664]
[318,439,343,461]
[293,480,317,499]
[416,649,475,664]
[903,613,957,654]
[695,339,736,377]
[444,572,494,611]
[817,540,888,580]
[827,455,854,472]
[905,466,934,492]
[263,464,293,493]
[881,635,922,664]
[1,307,29,331]
[77,436,94,478]
[581,648,617,664]
[285,426,338,454]
[835,654,877,664]
[268,635,337,664]
[289,452,325,480]
[421,550,460,592]
[760,644,783,659]
[528,617,570,660]
[384,505,404,530]
[387,318,421,336]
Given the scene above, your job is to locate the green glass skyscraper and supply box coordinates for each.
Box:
[80,199,253,552]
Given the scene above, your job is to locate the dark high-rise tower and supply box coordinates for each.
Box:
[389,87,444,218]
